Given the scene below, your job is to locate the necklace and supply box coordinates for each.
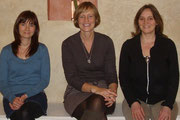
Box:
[81,39,94,64]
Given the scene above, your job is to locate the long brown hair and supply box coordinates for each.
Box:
[12,10,39,57]
[132,4,167,38]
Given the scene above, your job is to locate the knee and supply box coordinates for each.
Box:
[10,109,33,120]
[20,109,33,120]
[87,94,105,111]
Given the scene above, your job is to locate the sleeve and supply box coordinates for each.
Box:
[26,45,50,97]
[0,47,16,102]
[104,38,118,85]
[119,41,139,107]
[161,41,179,109]
[62,41,85,91]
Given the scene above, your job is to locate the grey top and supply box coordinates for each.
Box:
[62,31,118,91]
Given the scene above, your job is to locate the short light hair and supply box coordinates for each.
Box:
[73,2,100,28]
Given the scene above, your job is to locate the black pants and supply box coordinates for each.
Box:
[10,102,44,120]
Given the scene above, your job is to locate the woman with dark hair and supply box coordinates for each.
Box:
[0,10,50,120]
[62,2,118,120]
[119,4,179,120]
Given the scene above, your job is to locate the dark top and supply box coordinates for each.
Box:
[62,32,118,91]
[119,34,179,109]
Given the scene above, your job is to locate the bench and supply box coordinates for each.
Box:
[0,103,124,120]
[1,102,180,120]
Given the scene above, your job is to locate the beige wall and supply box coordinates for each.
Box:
[0,0,180,104]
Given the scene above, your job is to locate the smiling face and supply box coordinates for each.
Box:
[138,8,157,35]
[78,9,95,33]
[19,20,36,40]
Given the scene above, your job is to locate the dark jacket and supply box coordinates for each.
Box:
[119,34,179,109]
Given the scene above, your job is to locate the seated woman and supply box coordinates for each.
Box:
[119,4,179,120]
[0,10,50,120]
[62,2,118,120]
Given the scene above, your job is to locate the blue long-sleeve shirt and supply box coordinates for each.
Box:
[0,43,50,103]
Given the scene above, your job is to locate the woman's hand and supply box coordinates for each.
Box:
[9,103,18,110]
[104,83,118,107]
[158,106,171,120]
[82,82,117,98]
[94,87,117,107]
[9,94,28,110]
[9,97,24,110]
[81,82,117,107]
[131,102,145,120]
[20,94,28,102]
[94,87,117,99]
[104,91,117,107]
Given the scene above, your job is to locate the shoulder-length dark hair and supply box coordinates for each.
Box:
[12,10,40,57]
[73,2,100,28]
[132,4,167,38]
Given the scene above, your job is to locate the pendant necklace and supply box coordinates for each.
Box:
[81,38,94,64]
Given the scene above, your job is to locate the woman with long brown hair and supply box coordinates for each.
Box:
[119,4,179,120]
[0,10,50,120]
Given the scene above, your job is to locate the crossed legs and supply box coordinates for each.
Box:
[72,94,115,120]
